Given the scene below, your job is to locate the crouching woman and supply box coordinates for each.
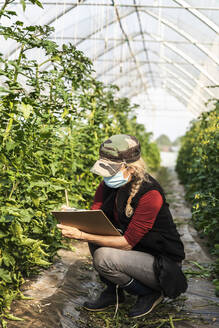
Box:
[57,134,187,318]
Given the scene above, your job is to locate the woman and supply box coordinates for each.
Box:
[57,134,187,318]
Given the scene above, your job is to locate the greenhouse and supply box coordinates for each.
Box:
[0,1,218,327]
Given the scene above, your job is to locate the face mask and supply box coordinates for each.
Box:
[103,171,130,189]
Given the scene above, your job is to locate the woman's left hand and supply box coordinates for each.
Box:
[57,224,82,239]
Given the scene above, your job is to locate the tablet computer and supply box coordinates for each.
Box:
[52,209,121,236]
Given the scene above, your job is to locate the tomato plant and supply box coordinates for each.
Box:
[0,0,160,324]
[176,101,219,295]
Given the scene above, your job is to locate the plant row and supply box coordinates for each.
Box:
[176,101,219,296]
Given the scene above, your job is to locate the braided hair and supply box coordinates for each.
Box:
[125,157,150,217]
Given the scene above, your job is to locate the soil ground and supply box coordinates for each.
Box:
[5,152,219,328]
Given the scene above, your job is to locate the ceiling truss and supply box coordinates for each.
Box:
[140,8,219,65]
[5,2,218,11]
[1,0,218,113]
[93,31,215,99]
[108,59,207,111]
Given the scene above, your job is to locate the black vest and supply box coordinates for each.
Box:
[101,174,185,263]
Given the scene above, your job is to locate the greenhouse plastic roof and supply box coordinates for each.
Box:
[1,0,219,116]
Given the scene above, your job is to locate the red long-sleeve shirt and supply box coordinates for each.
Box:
[91,182,163,247]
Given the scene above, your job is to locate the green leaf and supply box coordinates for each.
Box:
[1,318,8,328]
[26,25,37,32]
[2,251,15,268]
[0,86,9,94]
[0,230,8,238]
[4,313,24,321]
[15,20,24,26]
[0,269,12,283]
[20,0,26,11]
[29,0,43,9]
[6,140,16,152]
[32,197,40,207]
[18,103,33,119]
[7,10,17,16]
[34,258,51,267]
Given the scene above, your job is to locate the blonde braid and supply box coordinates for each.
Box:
[125,158,150,217]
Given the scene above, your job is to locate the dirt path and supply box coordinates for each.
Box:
[159,167,219,327]
[6,158,219,328]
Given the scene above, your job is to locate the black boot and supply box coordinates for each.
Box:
[83,279,125,311]
[122,278,163,318]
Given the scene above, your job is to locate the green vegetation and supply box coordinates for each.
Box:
[0,0,160,324]
[172,136,182,147]
[184,261,213,279]
[155,134,172,149]
[176,102,219,296]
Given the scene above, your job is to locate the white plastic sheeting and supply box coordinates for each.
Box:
[0,0,219,116]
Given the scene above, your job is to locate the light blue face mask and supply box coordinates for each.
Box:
[103,171,130,189]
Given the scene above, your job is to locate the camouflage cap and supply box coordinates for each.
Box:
[90,134,141,177]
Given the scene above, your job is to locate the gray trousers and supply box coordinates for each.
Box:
[89,243,161,291]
